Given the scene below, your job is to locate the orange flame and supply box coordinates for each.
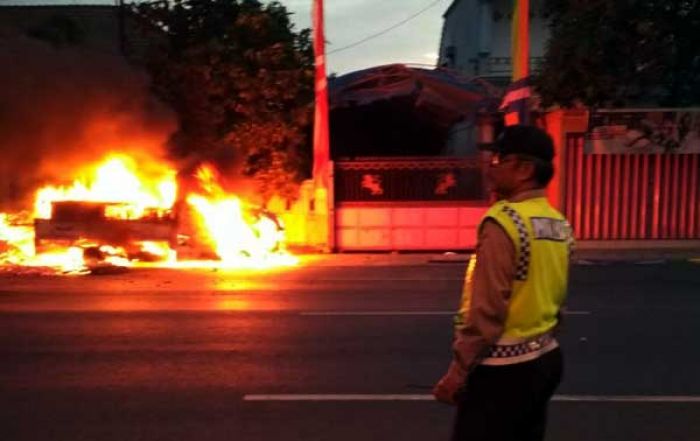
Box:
[35,154,177,220]
[1,155,297,273]
[0,213,88,274]
[186,165,296,268]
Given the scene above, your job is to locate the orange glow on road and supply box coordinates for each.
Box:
[216,298,252,311]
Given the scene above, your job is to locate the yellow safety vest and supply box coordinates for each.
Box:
[457,197,573,340]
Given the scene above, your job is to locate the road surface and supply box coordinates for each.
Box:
[1,257,699,440]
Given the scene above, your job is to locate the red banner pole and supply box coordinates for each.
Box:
[312,0,330,189]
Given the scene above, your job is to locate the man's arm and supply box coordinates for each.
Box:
[433,219,516,404]
[452,219,516,371]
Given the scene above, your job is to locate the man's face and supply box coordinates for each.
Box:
[487,153,535,198]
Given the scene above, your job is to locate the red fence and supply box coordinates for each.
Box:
[564,135,700,240]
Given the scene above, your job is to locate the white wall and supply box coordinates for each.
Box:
[439,0,549,78]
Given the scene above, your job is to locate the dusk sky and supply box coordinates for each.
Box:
[2,0,452,74]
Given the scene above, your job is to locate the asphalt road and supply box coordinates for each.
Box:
[1,259,699,440]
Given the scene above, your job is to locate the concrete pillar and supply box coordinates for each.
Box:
[544,109,589,211]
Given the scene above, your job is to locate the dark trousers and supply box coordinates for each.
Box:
[451,347,563,441]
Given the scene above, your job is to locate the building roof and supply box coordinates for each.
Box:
[328,63,501,157]
[443,0,463,18]
[329,63,500,116]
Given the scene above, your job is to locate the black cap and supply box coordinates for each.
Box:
[482,125,555,162]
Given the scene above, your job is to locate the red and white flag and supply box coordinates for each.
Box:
[501,0,531,126]
[312,0,330,187]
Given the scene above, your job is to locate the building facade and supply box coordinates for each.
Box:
[438,0,549,84]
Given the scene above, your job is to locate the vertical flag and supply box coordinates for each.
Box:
[312,0,330,187]
[511,0,529,81]
[500,0,531,126]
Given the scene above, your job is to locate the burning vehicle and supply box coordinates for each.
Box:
[34,200,177,261]
[0,154,294,274]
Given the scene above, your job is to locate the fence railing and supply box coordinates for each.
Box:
[334,157,486,203]
[564,135,700,240]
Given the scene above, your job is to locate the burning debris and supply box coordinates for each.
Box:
[186,165,290,266]
[0,154,296,274]
[0,212,88,275]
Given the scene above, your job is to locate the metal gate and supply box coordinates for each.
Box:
[333,157,489,251]
[563,135,700,240]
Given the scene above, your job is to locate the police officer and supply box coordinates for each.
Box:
[433,125,573,441]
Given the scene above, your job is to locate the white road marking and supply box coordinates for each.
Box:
[301,311,454,316]
[244,394,700,403]
[554,395,700,403]
[301,310,591,317]
[245,394,429,401]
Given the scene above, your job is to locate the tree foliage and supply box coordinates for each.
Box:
[28,15,85,48]
[130,0,314,201]
[536,0,700,108]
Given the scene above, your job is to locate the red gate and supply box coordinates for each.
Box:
[333,157,489,250]
[563,135,700,240]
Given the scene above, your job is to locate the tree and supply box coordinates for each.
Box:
[27,14,85,48]
[536,0,700,108]
[129,0,314,201]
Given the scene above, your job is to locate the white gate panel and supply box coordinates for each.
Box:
[425,208,461,226]
[335,204,488,251]
[393,208,425,226]
[357,208,391,226]
[357,228,392,248]
[393,228,426,248]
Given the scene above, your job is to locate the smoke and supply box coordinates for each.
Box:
[0,34,177,209]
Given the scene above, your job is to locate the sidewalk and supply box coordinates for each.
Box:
[298,248,700,267]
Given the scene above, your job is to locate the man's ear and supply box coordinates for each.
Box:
[517,161,536,182]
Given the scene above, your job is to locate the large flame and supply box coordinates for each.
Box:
[186,165,296,268]
[34,154,177,220]
[0,154,296,273]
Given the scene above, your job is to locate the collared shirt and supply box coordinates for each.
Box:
[452,189,548,372]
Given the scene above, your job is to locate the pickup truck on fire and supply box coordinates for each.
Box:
[34,201,177,256]
[33,200,284,262]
